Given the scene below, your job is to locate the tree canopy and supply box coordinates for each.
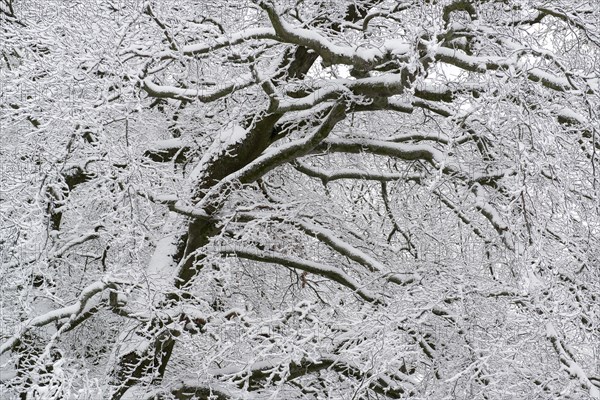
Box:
[1,0,599,399]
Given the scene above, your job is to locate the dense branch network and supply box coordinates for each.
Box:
[1,0,599,399]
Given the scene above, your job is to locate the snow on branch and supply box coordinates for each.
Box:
[471,184,509,233]
[292,219,410,286]
[217,245,378,303]
[434,191,491,245]
[546,322,600,399]
[52,231,100,258]
[387,132,451,145]
[2,231,101,270]
[122,28,279,59]
[292,161,422,183]
[0,277,123,356]
[277,85,346,113]
[144,382,231,400]
[258,1,410,68]
[313,140,514,246]
[206,355,408,398]
[316,138,444,164]
[181,28,279,57]
[144,138,190,163]
[434,47,573,92]
[536,6,600,48]
[143,75,254,102]
[192,101,346,212]
[277,73,413,113]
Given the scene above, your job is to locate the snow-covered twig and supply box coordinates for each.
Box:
[217,245,378,303]
[0,277,122,356]
[546,322,600,399]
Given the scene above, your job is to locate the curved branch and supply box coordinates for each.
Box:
[292,219,411,285]
[218,246,378,303]
[434,47,576,92]
[259,2,381,67]
[546,322,600,399]
[0,277,120,356]
[142,76,254,102]
[193,101,346,211]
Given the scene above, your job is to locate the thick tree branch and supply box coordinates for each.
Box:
[292,161,422,183]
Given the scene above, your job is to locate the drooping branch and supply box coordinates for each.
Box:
[142,76,255,102]
[218,245,379,303]
[258,1,410,69]
[0,277,122,356]
[292,218,411,285]
[546,322,600,399]
[433,46,577,92]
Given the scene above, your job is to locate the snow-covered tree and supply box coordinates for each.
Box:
[1,0,599,398]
